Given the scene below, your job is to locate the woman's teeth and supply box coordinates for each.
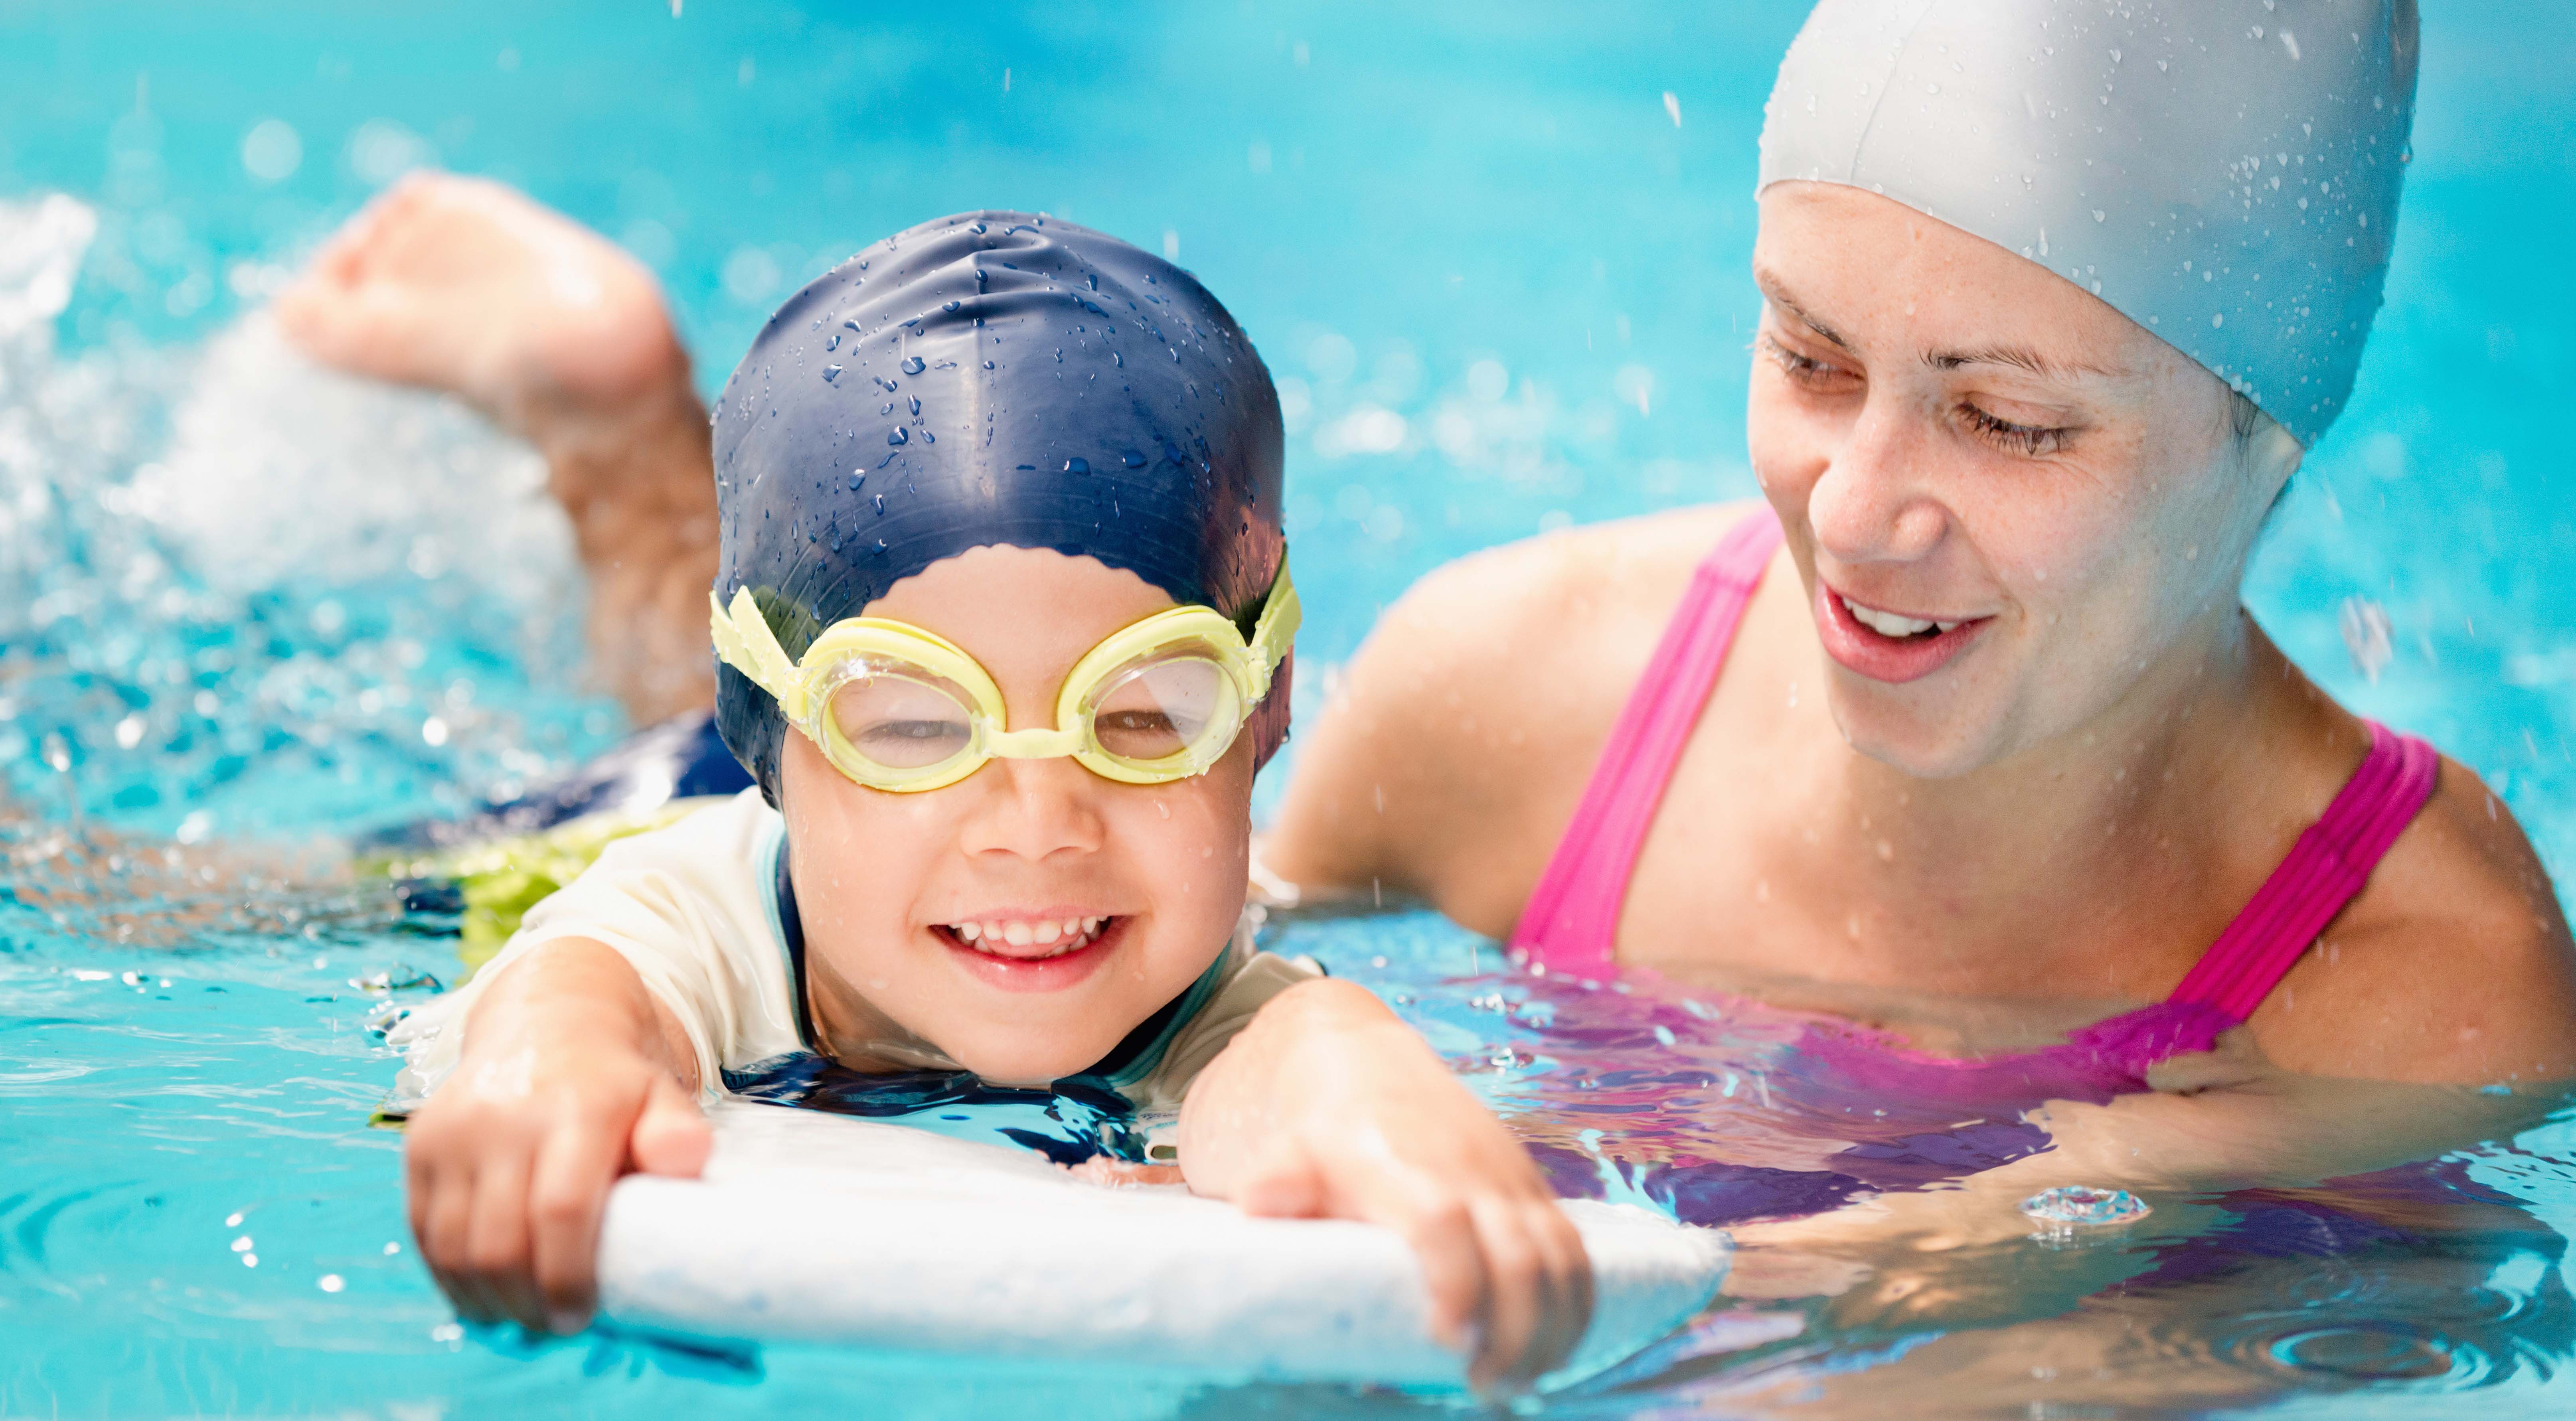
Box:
[947,917,1108,957]
[1841,594,1960,638]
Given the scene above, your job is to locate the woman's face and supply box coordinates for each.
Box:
[778,545,1255,1086]
[1748,181,2297,778]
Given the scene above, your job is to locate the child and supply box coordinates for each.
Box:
[389,211,1590,1392]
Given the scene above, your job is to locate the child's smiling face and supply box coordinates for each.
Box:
[776,544,1258,1086]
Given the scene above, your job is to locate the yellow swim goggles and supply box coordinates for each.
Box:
[710,561,1298,792]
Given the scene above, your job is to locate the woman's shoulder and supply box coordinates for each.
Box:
[1263,501,1768,924]
[2265,744,2576,1086]
[1391,501,1765,635]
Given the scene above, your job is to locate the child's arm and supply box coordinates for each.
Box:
[1176,977,1593,1395]
[404,938,712,1334]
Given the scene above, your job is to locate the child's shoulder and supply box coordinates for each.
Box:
[588,787,780,877]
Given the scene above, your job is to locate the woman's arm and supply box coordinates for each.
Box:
[1177,977,1594,1394]
[1729,1055,2559,1262]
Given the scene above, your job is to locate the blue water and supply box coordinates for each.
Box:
[5,1,2576,1415]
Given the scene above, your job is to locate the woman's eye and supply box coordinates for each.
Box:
[1099,710,1176,734]
[1763,334,1854,390]
[1959,402,2072,456]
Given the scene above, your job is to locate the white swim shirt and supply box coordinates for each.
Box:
[389,789,1315,1122]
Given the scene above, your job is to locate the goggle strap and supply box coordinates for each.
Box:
[1247,559,1302,697]
[710,587,808,720]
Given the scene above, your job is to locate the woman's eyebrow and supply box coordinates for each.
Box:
[1927,343,2118,381]
[1753,273,1852,349]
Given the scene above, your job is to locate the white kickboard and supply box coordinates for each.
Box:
[597,1099,1729,1387]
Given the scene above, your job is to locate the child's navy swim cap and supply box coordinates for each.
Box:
[710,211,1288,802]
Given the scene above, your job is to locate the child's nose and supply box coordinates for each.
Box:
[957,756,1106,861]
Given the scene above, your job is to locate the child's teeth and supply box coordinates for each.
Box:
[946,917,1113,955]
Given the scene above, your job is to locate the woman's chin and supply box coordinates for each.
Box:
[1827,689,2012,781]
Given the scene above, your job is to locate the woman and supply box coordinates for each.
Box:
[1254,0,2576,1243]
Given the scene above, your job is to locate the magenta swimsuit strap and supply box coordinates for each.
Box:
[2163,720,2440,1019]
[1510,509,2444,1050]
[1509,510,1784,973]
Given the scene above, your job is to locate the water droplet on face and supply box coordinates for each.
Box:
[901,356,926,375]
[822,365,843,383]
[888,427,909,445]
[1063,457,1090,475]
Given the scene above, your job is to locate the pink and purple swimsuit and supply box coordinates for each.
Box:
[1501,510,2442,1223]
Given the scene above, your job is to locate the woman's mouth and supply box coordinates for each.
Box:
[932,914,1126,991]
[1815,583,1992,683]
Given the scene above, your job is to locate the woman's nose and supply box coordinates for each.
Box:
[955,755,1106,862]
[1806,399,1951,567]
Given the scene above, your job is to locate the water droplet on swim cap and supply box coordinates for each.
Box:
[1064,457,1090,475]
[822,365,843,383]
[901,356,926,375]
[888,426,909,445]
[1122,450,1147,469]
[1759,0,2419,445]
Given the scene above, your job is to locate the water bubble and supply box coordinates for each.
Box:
[2020,1185,2150,1236]
[240,119,302,185]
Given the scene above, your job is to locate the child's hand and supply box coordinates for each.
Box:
[404,939,711,1334]
[1179,979,1594,1395]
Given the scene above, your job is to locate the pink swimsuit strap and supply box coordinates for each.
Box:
[1509,507,2443,1050]
[1509,509,1784,972]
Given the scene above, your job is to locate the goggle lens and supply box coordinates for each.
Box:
[826,662,979,772]
[1087,653,1239,766]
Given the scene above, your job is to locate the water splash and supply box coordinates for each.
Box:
[0,195,612,839]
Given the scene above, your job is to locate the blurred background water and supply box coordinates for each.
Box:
[4,1,2575,1416]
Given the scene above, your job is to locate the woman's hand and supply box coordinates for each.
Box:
[403,939,711,1334]
[1178,978,1594,1395]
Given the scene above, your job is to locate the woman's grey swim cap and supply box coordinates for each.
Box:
[1760,0,2419,445]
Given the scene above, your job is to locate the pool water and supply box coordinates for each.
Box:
[6,1,2576,1415]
